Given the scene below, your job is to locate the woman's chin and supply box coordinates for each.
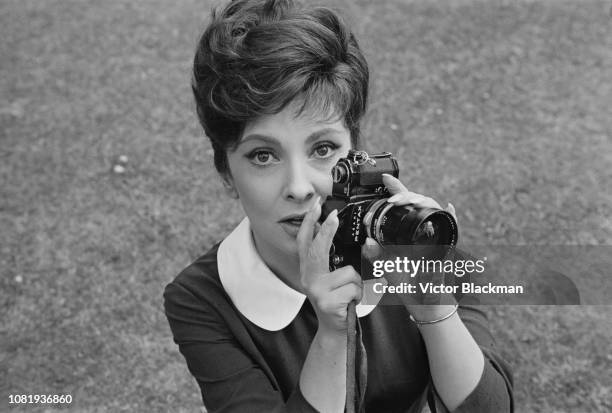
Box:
[252,223,304,262]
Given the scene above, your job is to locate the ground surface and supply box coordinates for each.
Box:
[1,0,611,412]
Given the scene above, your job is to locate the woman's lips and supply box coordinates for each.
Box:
[279,213,306,224]
[283,217,304,225]
[279,215,305,236]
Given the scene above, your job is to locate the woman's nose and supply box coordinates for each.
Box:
[283,161,316,203]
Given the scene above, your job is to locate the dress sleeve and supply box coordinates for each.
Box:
[163,280,319,413]
[427,305,514,413]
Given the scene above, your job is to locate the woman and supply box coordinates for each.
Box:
[164,0,513,411]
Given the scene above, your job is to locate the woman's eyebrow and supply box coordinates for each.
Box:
[304,128,342,144]
[238,134,279,146]
[239,128,342,147]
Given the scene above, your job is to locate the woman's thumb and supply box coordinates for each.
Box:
[362,237,382,262]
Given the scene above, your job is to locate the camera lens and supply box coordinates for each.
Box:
[366,202,458,258]
[413,220,439,245]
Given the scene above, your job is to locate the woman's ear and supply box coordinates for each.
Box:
[221,173,239,199]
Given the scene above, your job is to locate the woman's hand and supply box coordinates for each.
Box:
[376,174,457,321]
[297,197,363,336]
[382,173,455,218]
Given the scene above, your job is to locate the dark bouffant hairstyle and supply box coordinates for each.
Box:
[192,0,369,175]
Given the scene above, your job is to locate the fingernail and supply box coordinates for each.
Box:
[326,209,338,224]
[365,237,377,247]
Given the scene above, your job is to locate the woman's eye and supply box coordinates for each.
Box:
[313,143,338,159]
[247,150,279,166]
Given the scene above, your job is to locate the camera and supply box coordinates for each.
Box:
[321,150,458,276]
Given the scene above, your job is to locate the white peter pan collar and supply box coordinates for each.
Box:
[217,217,382,331]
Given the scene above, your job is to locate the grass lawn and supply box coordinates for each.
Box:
[1,0,611,411]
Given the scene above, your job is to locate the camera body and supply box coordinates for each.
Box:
[321,150,458,276]
[321,150,398,273]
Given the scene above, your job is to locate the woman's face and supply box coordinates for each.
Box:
[226,103,351,259]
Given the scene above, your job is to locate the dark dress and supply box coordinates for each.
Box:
[164,239,513,412]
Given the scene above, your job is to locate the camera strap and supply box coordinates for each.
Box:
[346,302,367,413]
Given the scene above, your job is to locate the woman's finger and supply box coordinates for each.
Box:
[445,202,457,220]
[301,209,338,276]
[296,196,321,257]
[328,281,363,305]
[361,237,382,262]
[383,174,442,209]
[387,192,426,205]
[389,193,442,209]
[323,266,362,291]
[310,209,338,259]
[312,221,322,238]
[382,173,409,195]
[382,174,422,203]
